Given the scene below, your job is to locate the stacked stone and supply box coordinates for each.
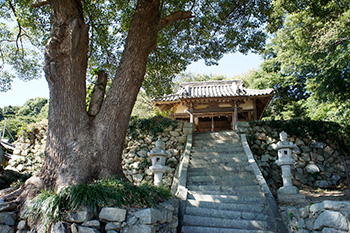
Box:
[122,122,192,188]
[3,120,192,190]
[0,202,17,233]
[0,199,178,233]
[10,199,178,233]
[238,122,346,194]
[280,200,350,232]
[6,120,47,176]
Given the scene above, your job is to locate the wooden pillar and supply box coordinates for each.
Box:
[194,116,199,132]
[253,98,257,121]
[211,114,214,131]
[232,104,238,131]
[189,109,194,123]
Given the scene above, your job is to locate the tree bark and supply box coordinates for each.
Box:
[39,0,91,189]
[88,70,108,117]
[39,0,192,190]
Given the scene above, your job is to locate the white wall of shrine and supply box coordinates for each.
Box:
[173,98,255,116]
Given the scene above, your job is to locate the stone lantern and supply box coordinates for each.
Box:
[148,137,170,186]
[275,131,305,202]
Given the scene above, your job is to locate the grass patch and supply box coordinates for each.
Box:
[24,177,172,231]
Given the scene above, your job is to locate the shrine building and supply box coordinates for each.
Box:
[152,80,274,132]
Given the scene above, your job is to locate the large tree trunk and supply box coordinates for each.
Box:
[37,0,192,190]
[39,0,91,189]
[39,0,161,190]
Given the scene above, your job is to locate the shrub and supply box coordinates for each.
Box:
[24,177,172,231]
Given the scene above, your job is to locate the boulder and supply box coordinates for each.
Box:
[0,225,14,233]
[0,212,16,225]
[99,207,127,222]
[67,207,93,223]
[124,224,155,233]
[51,222,69,233]
[82,220,100,230]
[295,138,305,146]
[77,226,100,233]
[134,208,166,224]
[105,222,121,231]
[314,210,348,231]
[305,163,320,174]
[315,180,331,188]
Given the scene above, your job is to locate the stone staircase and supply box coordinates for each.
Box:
[181,131,279,233]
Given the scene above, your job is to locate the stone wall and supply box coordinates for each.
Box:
[4,119,192,190]
[237,122,346,195]
[7,120,47,175]
[280,200,350,232]
[122,121,192,189]
[0,198,179,233]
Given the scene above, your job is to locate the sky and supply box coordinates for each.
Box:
[0,52,262,108]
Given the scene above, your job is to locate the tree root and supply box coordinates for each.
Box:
[0,176,44,211]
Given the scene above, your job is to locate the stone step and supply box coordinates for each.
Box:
[188,163,252,170]
[182,214,272,230]
[182,225,276,233]
[190,153,246,160]
[187,186,264,197]
[186,200,268,213]
[188,190,264,198]
[188,166,253,175]
[187,193,266,204]
[187,184,262,193]
[189,160,250,168]
[189,156,248,164]
[187,175,258,185]
[193,139,241,145]
[190,152,246,158]
[185,206,271,221]
[194,131,239,138]
[193,138,241,144]
[191,146,243,152]
[190,149,243,154]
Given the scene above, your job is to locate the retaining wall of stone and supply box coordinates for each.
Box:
[280,200,350,233]
[5,119,192,190]
[0,199,179,233]
[237,122,346,195]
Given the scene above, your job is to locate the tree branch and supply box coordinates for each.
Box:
[7,0,23,54]
[31,0,49,8]
[157,11,193,31]
[88,70,108,117]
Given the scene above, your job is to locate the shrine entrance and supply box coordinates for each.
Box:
[152,80,275,132]
[196,116,231,132]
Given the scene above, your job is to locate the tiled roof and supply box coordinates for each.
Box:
[153,80,274,102]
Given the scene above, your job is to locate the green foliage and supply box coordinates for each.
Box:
[243,0,350,126]
[24,177,172,230]
[0,0,44,91]
[259,0,349,112]
[250,119,350,154]
[1,0,272,97]
[0,118,29,142]
[0,97,49,141]
[17,97,48,117]
[131,90,156,119]
[288,211,294,219]
[127,116,177,140]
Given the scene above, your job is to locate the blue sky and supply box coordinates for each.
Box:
[0,52,262,108]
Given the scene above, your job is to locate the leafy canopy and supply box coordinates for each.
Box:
[0,0,272,97]
[244,0,350,127]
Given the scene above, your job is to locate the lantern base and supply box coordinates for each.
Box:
[277,185,305,203]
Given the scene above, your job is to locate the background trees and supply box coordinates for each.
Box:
[0,97,48,141]
[244,0,350,127]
